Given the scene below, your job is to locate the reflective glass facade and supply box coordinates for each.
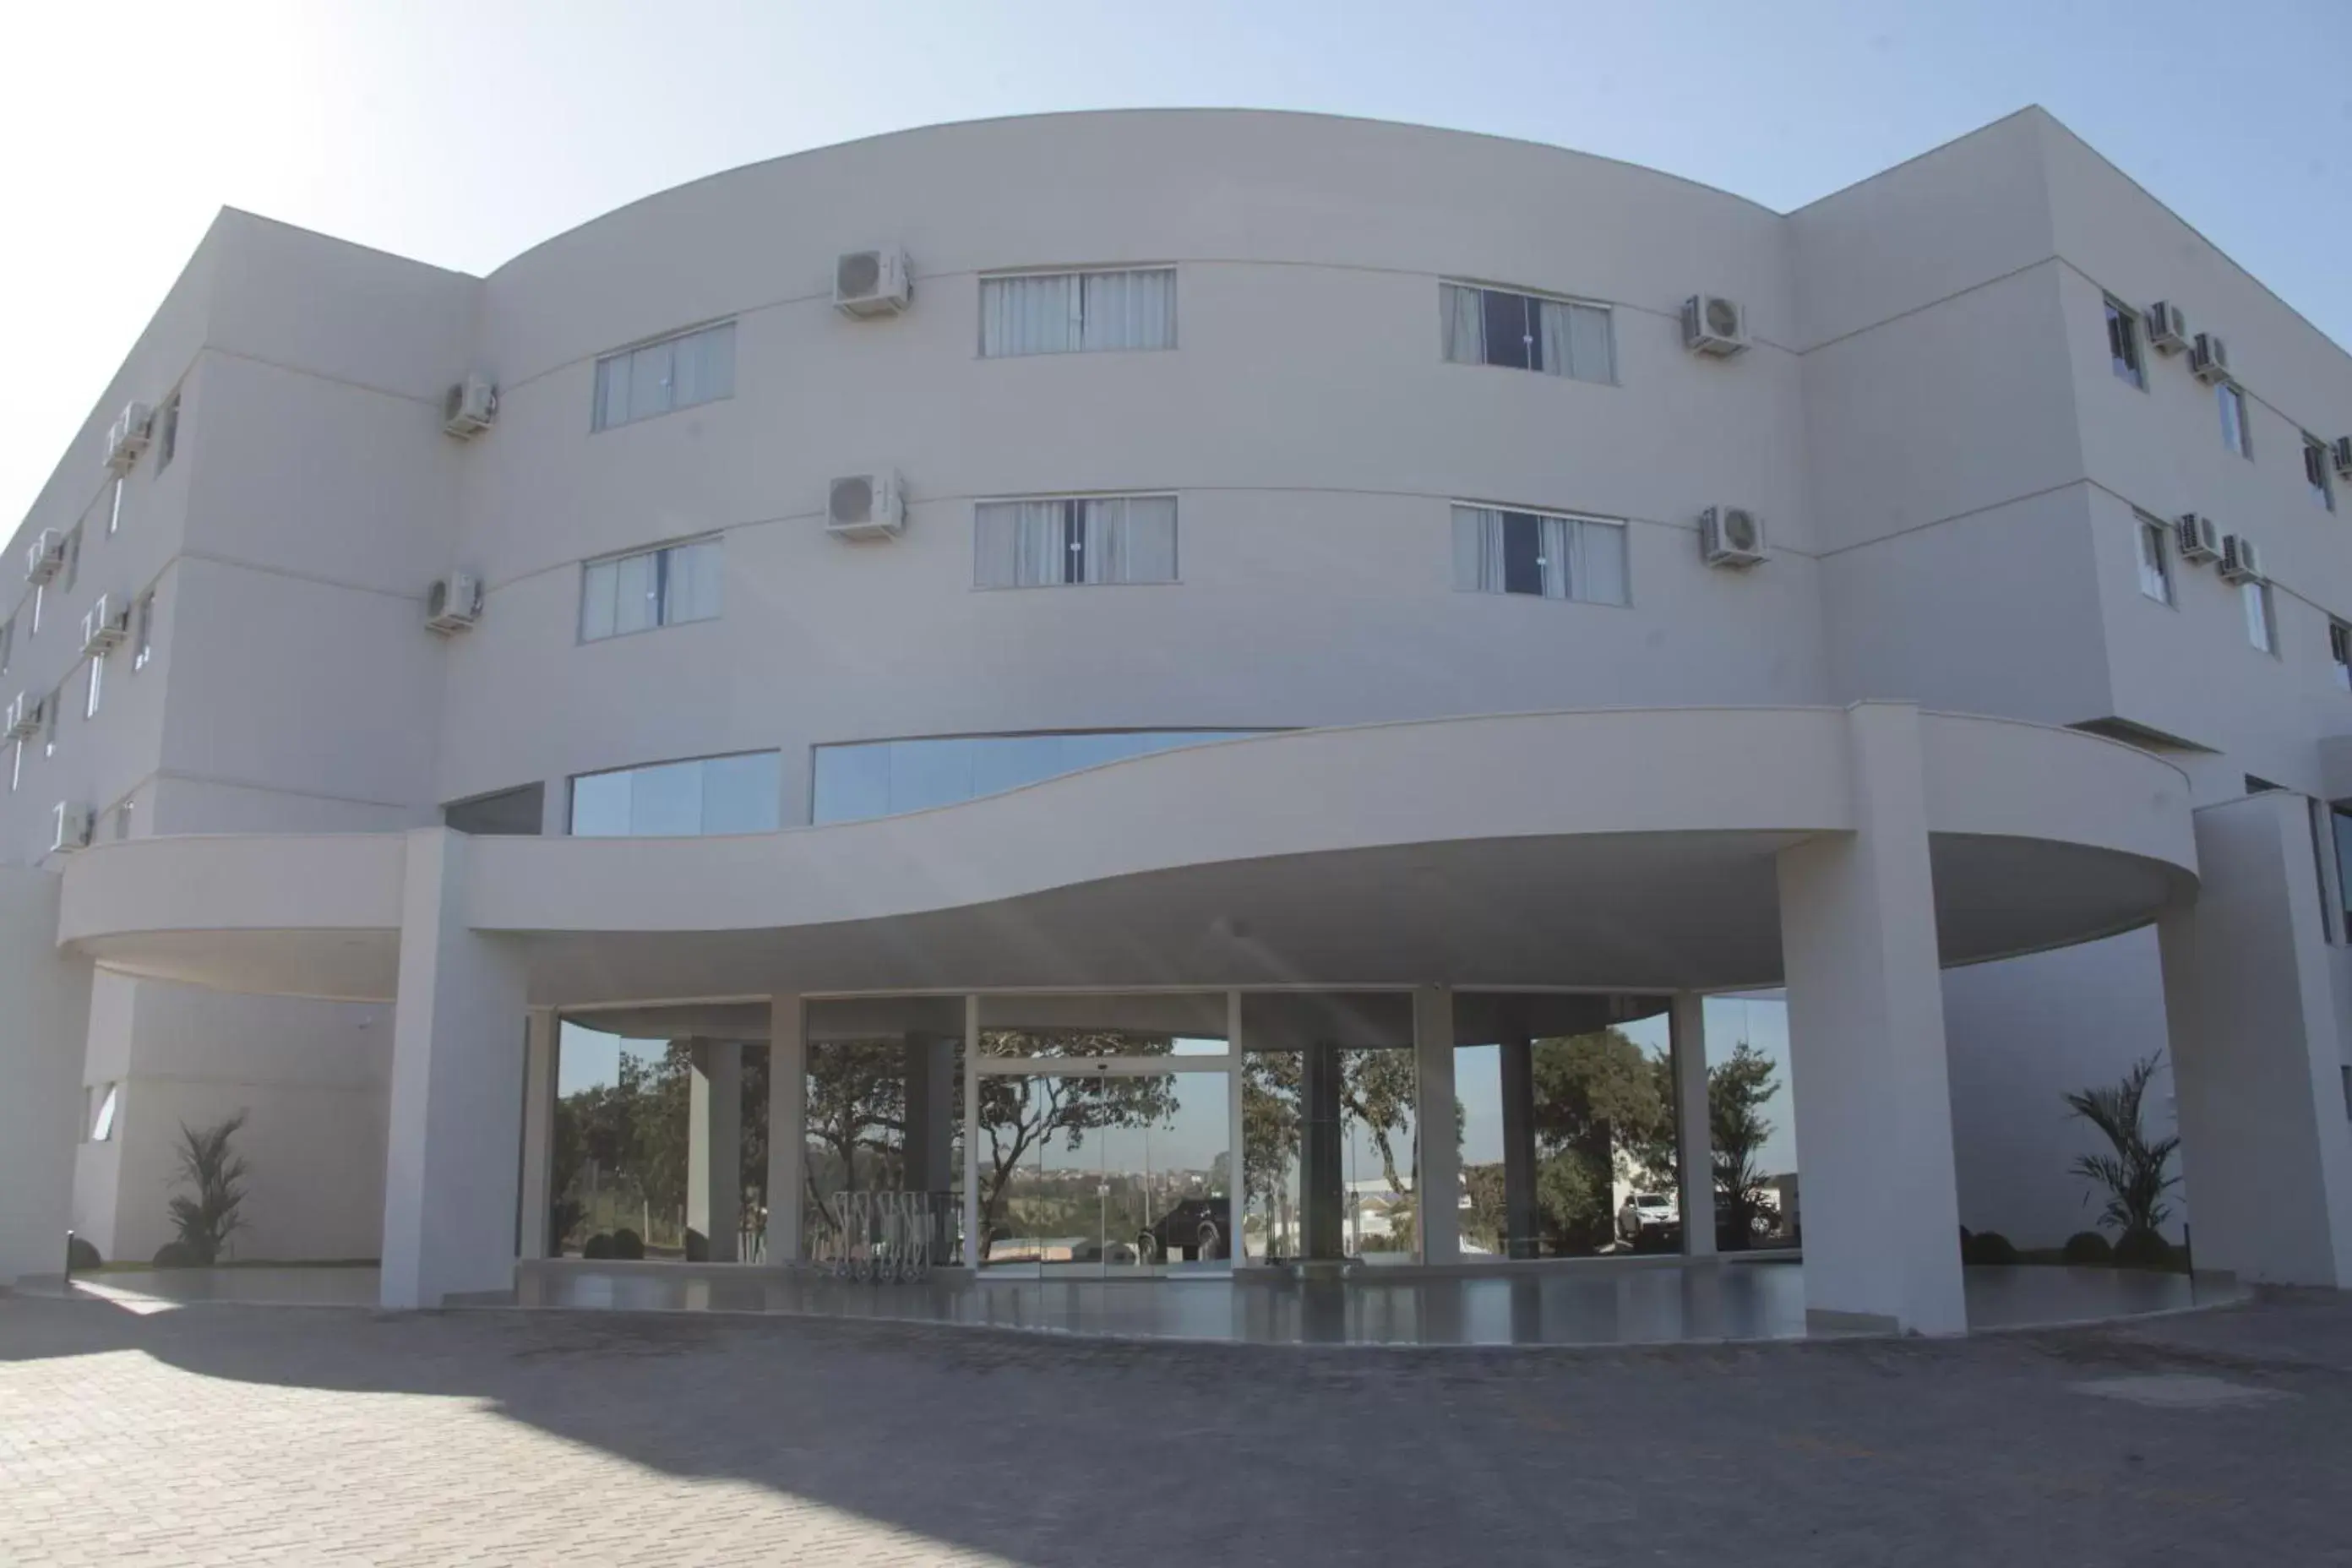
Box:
[569,751,781,836]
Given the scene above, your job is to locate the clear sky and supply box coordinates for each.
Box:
[4,0,2349,525]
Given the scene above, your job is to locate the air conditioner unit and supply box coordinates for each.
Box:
[1698,505,1766,567]
[2175,512,2220,563]
[49,802,89,855]
[24,529,65,585]
[79,595,128,657]
[1680,294,1748,357]
[104,401,153,475]
[2219,533,2262,584]
[2332,436,2352,479]
[827,471,905,540]
[2146,301,2189,355]
[442,376,498,438]
[2190,333,2230,384]
[3,693,36,741]
[425,571,483,634]
[834,246,912,318]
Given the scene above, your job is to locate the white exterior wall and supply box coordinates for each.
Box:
[0,867,89,1284]
[3,106,2349,1271]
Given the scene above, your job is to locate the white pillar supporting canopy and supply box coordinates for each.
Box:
[688,1039,743,1261]
[516,1009,558,1260]
[1778,704,1966,1336]
[380,829,529,1309]
[1412,984,1460,1265]
[1669,991,1715,1260]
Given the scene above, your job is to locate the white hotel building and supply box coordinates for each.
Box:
[2,107,2349,1335]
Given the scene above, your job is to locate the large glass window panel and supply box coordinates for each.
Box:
[1079,268,1175,352]
[1481,288,1534,370]
[569,752,784,837]
[579,560,619,641]
[1706,993,1799,1252]
[568,770,631,836]
[700,751,780,834]
[1240,992,1417,1266]
[627,760,700,836]
[663,538,723,625]
[811,729,1269,824]
[980,273,1080,357]
[611,550,660,636]
[594,322,736,430]
[594,353,631,432]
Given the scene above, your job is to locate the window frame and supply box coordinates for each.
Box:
[2217,381,2254,460]
[154,391,180,473]
[971,493,1181,589]
[2104,297,2146,389]
[131,592,155,672]
[2244,579,2278,657]
[590,318,738,433]
[577,535,724,643]
[1451,502,1633,607]
[565,749,783,838]
[977,265,1179,358]
[2331,620,2352,691]
[2306,435,2337,513]
[1439,280,1619,387]
[2135,512,2174,606]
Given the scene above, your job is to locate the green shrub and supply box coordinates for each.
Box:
[2114,1227,2174,1269]
[2062,1231,2114,1265]
[1962,1230,2019,1266]
[610,1228,645,1260]
[582,1233,614,1260]
[66,1235,102,1271]
[684,1228,709,1263]
[151,1240,204,1269]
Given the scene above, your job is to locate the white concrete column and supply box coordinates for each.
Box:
[689,1039,743,1261]
[381,829,530,1309]
[2159,794,2352,1286]
[516,1009,558,1260]
[765,998,807,1265]
[0,868,90,1286]
[1777,703,1966,1336]
[1669,991,1716,1259]
[963,994,982,1267]
[1412,985,1460,1265]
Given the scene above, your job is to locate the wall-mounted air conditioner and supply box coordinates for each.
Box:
[426,572,483,634]
[1680,295,1748,357]
[1698,505,1766,567]
[2333,436,2352,480]
[24,529,65,585]
[104,401,153,475]
[2190,333,2230,384]
[2219,533,2262,584]
[2175,513,2220,564]
[49,802,90,855]
[828,471,905,540]
[3,693,37,740]
[2146,301,2189,355]
[442,377,498,438]
[79,595,128,658]
[834,246,912,318]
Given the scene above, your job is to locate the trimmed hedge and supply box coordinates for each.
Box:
[2062,1230,2115,1265]
[1962,1229,2019,1266]
[66,1235,102,1272]
[582,1233,614,1260]
[151,1240,204,1269]
[610,1228,645,1260]
[2114,1228,2174,1269]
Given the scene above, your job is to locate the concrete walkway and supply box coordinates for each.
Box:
[3,1284,2345,1565]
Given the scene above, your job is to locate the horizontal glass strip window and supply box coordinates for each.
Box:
[1440,282,1614,384]
[1451,505,1629,605]
[981,269,1175,357]
[813,730,1271,825]
[592,320,736,431]
[569,750,781,836]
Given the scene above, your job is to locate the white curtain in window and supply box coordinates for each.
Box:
[1576,519,1629,605]
[1081,270,1175,351]
[1537,300,1614,383]
[580,560,619,640]
[594,356,630,431]
[1082,498,1125,583]
[662,539,723,624]
[612,550,660,634]
[625,339,675,424]
[1122,495,1178,581]
[982,275,1081,357]
[672,324,736,408]
[1451,507,1503,592]
[1440,285,1484,365]
[975,501,1069,585]
[1539,515,1571,600]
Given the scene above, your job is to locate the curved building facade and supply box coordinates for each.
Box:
[4,108,2350,1330]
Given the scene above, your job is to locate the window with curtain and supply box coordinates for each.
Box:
[2306,437,2337,512]
[1440,283,1614,384]
[2136,514,2173,605]
[2217,382,2252,459]
[580,537,722,640]
[591,320,737,431]
[2104,300,2145,389]
[980,269,1176,357]
[2243,580,2277,656]
[1451,505,1630,605]
[974,496,1179,587]
[569,751,781,836]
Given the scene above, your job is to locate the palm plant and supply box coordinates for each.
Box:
[167,1111,251,1264]
[2063,1053,2180,1236]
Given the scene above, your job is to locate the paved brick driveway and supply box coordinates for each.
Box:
[3,1289,2349,1565]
